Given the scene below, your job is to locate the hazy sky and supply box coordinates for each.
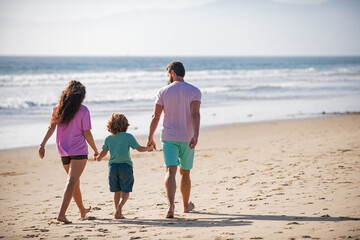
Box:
[0,0,359,56]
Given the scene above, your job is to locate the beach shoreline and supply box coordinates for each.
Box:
[1,111,359,152]
[1,115,359,239]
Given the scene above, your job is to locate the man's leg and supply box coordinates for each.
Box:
[165,165,177,218]
[180,168,195,213]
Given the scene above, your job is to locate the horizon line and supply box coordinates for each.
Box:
[1,54,360,58]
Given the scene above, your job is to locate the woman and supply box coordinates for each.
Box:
[39,80,99,224]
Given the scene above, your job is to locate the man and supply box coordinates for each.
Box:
[147,61,201,218]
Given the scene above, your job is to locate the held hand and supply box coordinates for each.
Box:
[189,136,198,149]
[148,142,155,152]
[147,138,156,151]
[38,146,45,159]
[94,151,99,161]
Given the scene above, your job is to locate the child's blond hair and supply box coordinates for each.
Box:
[107,113,129,135]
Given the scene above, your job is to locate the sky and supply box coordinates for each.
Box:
[0,0,359,56]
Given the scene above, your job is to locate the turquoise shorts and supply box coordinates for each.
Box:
[162,141,195,170]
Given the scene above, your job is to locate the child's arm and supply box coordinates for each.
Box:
[136,143,154,152]
[83,129,99,159]
[39,123,56,159]
[97,149,108,161]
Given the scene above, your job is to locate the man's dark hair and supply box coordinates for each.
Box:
[167,61,185,77]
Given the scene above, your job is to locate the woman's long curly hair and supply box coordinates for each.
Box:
[51,80,86,125]
[107,113,130,135]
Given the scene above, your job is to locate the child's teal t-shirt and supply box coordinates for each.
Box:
[102,132,140,167]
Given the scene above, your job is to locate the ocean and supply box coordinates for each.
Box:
[1,56,360,150]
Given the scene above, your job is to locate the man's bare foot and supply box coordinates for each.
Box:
[57,215,72,224]
[165,211,174,218]
[184,201,195,213]
[81,206,91,218]
[115,207,125,219]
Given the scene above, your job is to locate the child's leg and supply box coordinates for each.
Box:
[119,192,129,209]
[114,163,133,219]
[114,191,121,210]
[115,192,129,219]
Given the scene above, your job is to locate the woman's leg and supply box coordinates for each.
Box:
[58,159,87,223]
[62,164,91,218]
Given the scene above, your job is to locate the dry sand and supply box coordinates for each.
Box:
[0,115,359,239]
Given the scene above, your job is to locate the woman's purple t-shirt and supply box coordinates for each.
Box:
[52,105,92,157]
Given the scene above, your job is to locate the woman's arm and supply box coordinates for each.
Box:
[83,129,99,158]
[38,123,56,159]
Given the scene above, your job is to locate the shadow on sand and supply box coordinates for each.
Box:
[71,211,360,227]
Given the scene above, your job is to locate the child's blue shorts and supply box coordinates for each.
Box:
[108,163,134,192]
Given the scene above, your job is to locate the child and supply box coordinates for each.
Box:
[39,80,98,224]
[96,113,154,219]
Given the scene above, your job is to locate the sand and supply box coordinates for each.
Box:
[0,115,359,239]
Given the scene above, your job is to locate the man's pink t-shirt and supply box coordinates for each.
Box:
[155,81,201,142]
[52,105,92,157]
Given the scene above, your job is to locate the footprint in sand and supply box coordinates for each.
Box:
[23,234,40,238]
[302,236,312,239]
[0,172,24,177]
[98,228,109,233]
[183,235,195,238]
[287,222,301,225]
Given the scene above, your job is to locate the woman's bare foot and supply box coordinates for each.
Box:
[81,206,91,218]
[184,201,195,213]
[57,215,72,224]
[115,207,125,219]
[165,211,174,218]
[165,205,175,218]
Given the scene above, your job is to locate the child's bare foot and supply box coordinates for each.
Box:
[57,215,72,224]
[115,207,125,219]
[184,201,195,213]
[81,206,91,218]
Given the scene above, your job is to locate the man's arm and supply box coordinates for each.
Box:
[189,101,201,149]
[148,104,163,150]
